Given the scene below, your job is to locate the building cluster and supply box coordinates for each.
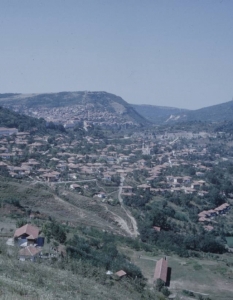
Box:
[6,102,140,129]
[198,203,230,222]
[12,224,43,261]
[0,125,231,233]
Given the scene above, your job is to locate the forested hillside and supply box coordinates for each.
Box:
[0,106,65,133]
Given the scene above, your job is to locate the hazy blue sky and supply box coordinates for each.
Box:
[1,0,233,109]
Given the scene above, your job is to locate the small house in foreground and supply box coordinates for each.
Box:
[14,224,39,246]
[154,257,168,284]
[115,270,126,278]
[19,245,42,261]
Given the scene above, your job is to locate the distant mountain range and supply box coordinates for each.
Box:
[132,104,189,124]
[133,100,233,124]
[0,92,233,126]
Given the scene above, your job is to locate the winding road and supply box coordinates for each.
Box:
[117,175,139,237]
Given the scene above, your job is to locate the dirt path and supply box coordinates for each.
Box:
[108,208,134,237]
[52,179,97,185]
[29,176,139,237]
[139,256,157,262]
[185,290,209,296]
[28,177,97,186]
[117,176,139,237]
[171,281,211,297]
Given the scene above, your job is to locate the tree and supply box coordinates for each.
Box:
[156,279,164,291]
[161,286,171,297]
[42,221,67,244]
[16,219,27,228]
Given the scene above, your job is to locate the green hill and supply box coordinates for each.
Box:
[0,106,64,133]
[0,92,149,127]
[187,100,233,122]
[1,92,233,125]
[132,100,233,124]
[132,104,188,124]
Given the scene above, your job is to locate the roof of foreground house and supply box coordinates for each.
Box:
[115,270,127,277]
[154,258,168,283]
[14,224,39,239]
[19,245,42,257]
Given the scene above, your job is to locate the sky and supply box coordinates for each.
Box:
[1,0,233,109]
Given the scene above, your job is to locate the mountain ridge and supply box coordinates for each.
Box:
[0,91,149,128]
[1,91,233,125]
[132,99,233,124]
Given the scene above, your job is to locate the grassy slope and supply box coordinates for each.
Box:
[133,100,233,124]
[0,178,132,236]
[120,246,233,300]
[132,104,188,124]
[187,100,233,122]
[0,242,154,300]
[1,177,233,299]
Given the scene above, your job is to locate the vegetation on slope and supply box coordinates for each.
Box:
[133,100,233,124]
[0,239,157,300]
[0,106,65,133]
[0,92,149,126]
[132,104,188,124]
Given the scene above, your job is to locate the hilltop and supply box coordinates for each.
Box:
[0,92,149,128]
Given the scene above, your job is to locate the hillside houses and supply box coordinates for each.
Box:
[0,122,231,223]
[0,127,18,136]
[12,223,65,262]
[14,224,40,247]
[198,203,230,222]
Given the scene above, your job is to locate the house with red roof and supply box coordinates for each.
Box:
[115,270,126,278]
[154,257,168,284]
[14,224,39,246]
[19,245,42,261]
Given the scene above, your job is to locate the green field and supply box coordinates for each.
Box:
[119,246,233,300]
[226,237,233,248]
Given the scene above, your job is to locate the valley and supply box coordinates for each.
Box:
[1,93,233,299]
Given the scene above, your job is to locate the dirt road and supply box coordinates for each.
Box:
[117,176,139,237]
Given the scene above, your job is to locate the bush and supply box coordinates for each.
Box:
[156,279,164,291]
[183,289,195,297]
[16,219,27,228]
[161,286,171,297]
[42,220,67,243]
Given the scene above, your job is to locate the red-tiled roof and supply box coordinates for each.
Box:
[14,224,39,239]
[19,246,41,257]
[199,217,207,222]
[154,258,168,283]
[153,226,161,232]
[115,270,126,277]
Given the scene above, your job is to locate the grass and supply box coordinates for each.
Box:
[226,237,233,248]
[118,245,233,300]
[0,178,132,236]
[2,178,233,299]
[0,239,159,300]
